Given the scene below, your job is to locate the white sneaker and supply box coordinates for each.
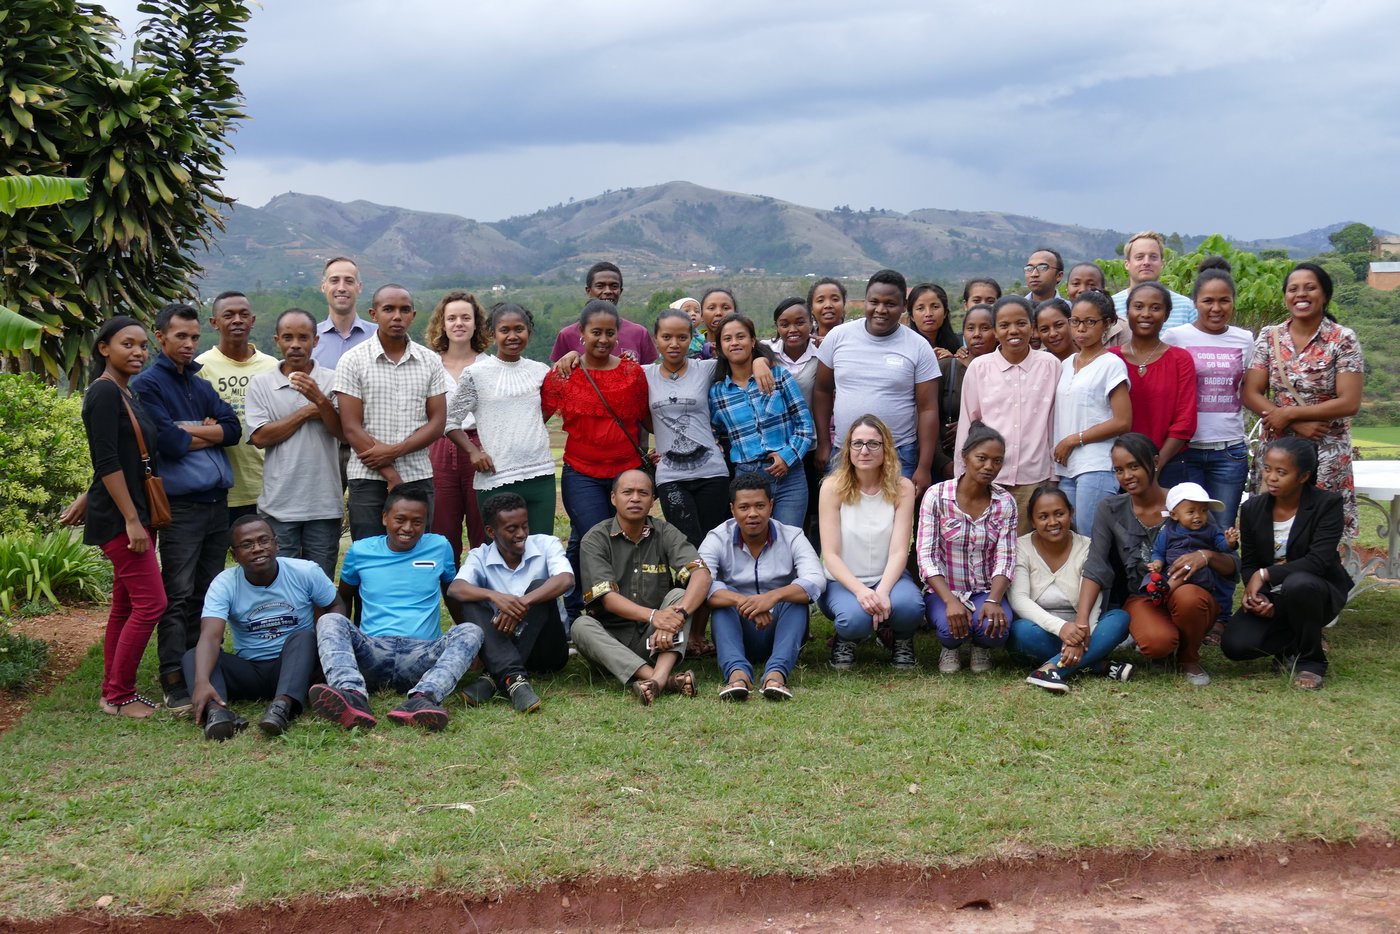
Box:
[970,646,992,673]
[938,647,961,673]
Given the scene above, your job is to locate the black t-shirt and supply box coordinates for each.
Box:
[82,378,160,546]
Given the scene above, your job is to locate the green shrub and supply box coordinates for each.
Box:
[0,530,110,615]
[0,374,90,534]
[0,629,50,692]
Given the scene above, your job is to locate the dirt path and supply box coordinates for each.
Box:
[6,840,1395,932]
[0,605,105,735]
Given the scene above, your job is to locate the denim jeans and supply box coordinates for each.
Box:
[315,612,483,702]
[711,601,808,682]
[924,592,1013,648]
[1005,609,1131,675]
[1158,442,1250,526]
[734,460,807,529]
[156,498,230,676]
[346,477,435,542]
[1058,470,1119,536]
[818,573,924,641]
[561,464,617,621]
[262,514,342,581]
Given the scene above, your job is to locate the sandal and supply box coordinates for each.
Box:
[629,678,662,706]
[1202,622,1225,646]
[100,693,161,719]
[688,638,715,658]
[718,676,752,702]
[667,670,698,698]
[1292,671,1324,691]
[760,674,793,702]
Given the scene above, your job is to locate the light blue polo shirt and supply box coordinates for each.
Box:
[202,557,338,661]
[339,533,456,641]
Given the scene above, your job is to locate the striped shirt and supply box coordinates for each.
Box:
[708,366,814,468]
[333,336,447,483]
[915,480,1018,599]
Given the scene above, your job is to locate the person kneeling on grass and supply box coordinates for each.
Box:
[698,473,826,702]
[187,514,344,740]
[570,469,712,705]
[308,487,483,732]
[448,493,574,714]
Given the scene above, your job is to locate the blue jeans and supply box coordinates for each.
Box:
[711,602,808,682]
[734,460,807,529]
[1157,442,1248,620]
[818,573,924,641]
[315,612,483,703]
[561,464,617,621]
[262,514,342,581]
[1058,470,1119,536]
[925,592,1013,648]
[1005,609,1131,675]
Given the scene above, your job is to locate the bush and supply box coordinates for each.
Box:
[0,530,110,615]
[0,374,90,534]
[0,628,50,691]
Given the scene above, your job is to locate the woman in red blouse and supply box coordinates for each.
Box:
[542,300,650,620]
[1110,283,1198,476]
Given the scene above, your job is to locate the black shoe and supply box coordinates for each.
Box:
[460,675,497,708]
[258,698,295,736]
[161,673,192,718]
[1026,667,1070,694]
[506,677,541,714]
[203,705,246,742]
[1101,661,1134,682]
[308,683,377,730]
[830,639,857,670]
[387,693,449,731]
[891,638,917,670]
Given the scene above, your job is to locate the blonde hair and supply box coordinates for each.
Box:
[425,290,489,353]
[830,415,901,506]
[1124,230,1165,257]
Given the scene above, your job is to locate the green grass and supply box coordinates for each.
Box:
[0,592,1397,920]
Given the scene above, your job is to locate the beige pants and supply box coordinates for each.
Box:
[571,587,689,684]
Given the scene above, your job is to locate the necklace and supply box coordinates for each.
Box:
[1129,341,1166,377]
[660,361,686,381]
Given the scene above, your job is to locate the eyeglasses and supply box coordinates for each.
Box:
[233,535,275,551]
[849,440,884,452]
[1069,318,1103,328]
[1024,263,1059,274]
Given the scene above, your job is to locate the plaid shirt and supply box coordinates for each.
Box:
[333,336,447,483]
[708,366,814,467]
[915,480,1018,599]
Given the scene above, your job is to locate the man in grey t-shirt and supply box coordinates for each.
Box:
[812,269,941,497]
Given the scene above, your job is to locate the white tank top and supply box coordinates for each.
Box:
[831,490,896,586]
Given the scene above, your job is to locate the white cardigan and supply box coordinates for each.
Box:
[1009,532,1102,637]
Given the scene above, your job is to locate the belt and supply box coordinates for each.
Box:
[1189,440,1239,451]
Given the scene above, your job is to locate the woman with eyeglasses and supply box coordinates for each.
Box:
[1052,290,1133,534]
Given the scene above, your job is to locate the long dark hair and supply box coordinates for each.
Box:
[906,283,961,354]
[89,316,146,383]
[710,312,775,385]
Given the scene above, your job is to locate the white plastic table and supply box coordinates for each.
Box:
[1345,460,1400,597]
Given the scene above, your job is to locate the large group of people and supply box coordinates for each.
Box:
[71,237,1364,737]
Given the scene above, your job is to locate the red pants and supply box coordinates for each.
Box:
[429,434,486,561]
[1126,585,1216,667]
[99,531,167,704]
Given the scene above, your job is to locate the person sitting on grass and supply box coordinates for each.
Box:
[698,473,826,702]
[448,493,575,714]
[187,515,344,740]
[570,469,712,705]
[308,488,483,732]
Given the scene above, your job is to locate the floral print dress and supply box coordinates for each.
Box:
[1249,319,1364,539]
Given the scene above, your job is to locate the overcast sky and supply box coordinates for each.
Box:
[101,0,1398,239]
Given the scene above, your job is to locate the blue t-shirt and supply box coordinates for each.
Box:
[201,557,338,661]
[340,533,456,641]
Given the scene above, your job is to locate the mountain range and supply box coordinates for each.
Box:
[194,180,1357,294]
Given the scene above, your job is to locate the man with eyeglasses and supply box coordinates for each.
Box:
[1023,249,1065,305]
[1112,231,1197,329]
[185,514,344,741]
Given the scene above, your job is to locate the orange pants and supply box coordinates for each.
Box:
[1125,584,1217,667]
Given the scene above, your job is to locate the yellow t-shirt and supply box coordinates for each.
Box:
[195,346,279,508]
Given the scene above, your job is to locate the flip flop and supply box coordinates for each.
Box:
[760,675,793,702]
[629,678,662,706]
[718,678,751,702]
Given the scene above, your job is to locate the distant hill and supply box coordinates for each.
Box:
[192,181,1366,293]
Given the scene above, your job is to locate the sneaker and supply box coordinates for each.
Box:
[388,693,450,731]
[829,639,857,671]
[1025,667,1069,694]
[460,675,498,708]
[938,647,961,673]
[505,677,542,714]
[162,675,192,718]
[1184,666,1212,687]
[890,638,916,670]
[202,705,246,742]
[258,698,295,737]
[969,646,992,673]
[308,684,377,730]
[1101,661,1134,682]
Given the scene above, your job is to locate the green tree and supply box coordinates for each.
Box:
[1328,222,1375,256]
[645,287,686,318]
[0,176,88,357]
[0,0,248,383]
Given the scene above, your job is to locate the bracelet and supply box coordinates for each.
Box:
[1078,430,1085,447]
[648,609,656,625]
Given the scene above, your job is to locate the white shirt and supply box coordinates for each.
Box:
[1054,352,1129,478]
[1162,324,1254,444]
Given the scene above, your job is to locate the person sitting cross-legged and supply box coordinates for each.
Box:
[186,514,344,741]
[448,493,574,714]
[570,469,713,705]
[308,488,484,732]
[699,473,825,702]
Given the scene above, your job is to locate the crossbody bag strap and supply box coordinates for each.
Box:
[1270,326,1305,402]
[99,375,155,476]
[579,365,647,462]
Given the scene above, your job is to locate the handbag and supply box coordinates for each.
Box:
[578,365,654,479]
[103,377,172,530]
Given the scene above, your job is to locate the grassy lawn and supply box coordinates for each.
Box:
[0,589,1397,920]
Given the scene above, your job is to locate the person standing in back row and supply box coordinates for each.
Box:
[1112,231,1197,329]
[549,262,659,364]
[312,256,376,369]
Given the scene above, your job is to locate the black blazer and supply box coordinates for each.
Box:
[1239,484,1352,600]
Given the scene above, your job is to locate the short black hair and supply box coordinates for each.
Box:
[482,492,529,529]
[212,291,247,313]
[729,472,773,502]
[371,283,412,307]
[154,302,200,332]
[610,468,654,494]
[961,278,1002,303]
[1030,247,1064,271]
[274,307,317,331]
[585,261,622,289]
[1266,437,1320,486]
[383,487,430,514]
[229,513,273,540]
[866,268,907,297]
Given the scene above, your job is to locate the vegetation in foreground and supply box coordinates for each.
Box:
[0,591,1395,919]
